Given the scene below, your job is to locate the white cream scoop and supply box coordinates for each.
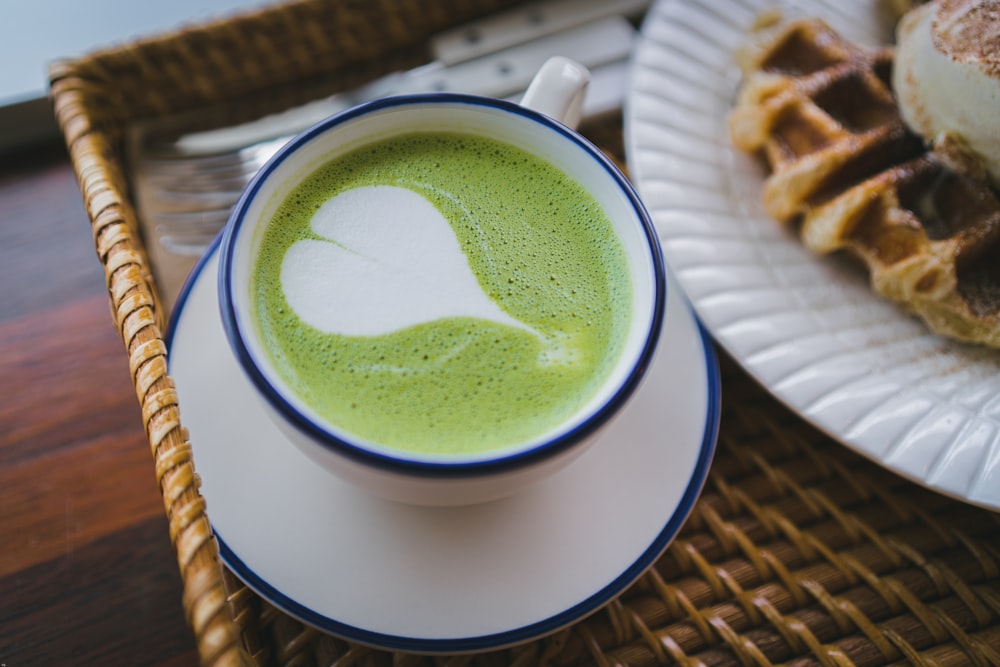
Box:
[893,0,1000,184]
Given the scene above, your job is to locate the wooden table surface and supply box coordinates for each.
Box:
[0,141,199,666]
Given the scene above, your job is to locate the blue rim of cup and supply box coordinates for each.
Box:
[218,92,666,479]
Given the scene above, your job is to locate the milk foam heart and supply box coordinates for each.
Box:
[281,185,536,338]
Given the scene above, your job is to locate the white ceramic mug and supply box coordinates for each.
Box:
[219,57,666,505]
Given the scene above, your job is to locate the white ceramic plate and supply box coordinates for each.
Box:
[166,239,720,652]
[625,0,1000,510]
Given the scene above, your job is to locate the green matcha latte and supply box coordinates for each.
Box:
[250,131,632,456]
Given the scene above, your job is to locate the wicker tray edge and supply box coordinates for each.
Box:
[46,2,524,665]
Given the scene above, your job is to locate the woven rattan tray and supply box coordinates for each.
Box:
[49,1,1000,665]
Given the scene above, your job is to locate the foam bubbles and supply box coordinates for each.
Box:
[251,132,631,454]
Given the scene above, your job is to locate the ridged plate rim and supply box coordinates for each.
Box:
[624,0,1000,510]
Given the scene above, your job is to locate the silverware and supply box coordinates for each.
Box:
[128,0,646,305]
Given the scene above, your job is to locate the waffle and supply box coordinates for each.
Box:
[729,18,1000,348]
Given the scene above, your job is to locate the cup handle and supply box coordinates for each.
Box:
[519,56,590,130]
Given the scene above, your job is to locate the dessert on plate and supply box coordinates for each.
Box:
[729,1,1000,348]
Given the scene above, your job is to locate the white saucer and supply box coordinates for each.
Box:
[166,239,720,652]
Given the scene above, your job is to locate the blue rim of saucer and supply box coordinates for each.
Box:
[165,236,721,652]
[216,92,667,478]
